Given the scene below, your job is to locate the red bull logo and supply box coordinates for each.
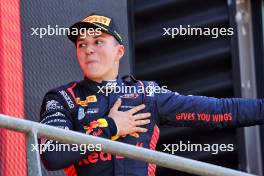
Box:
[84,118,108,135]
[111,132,140,141]
[84,118,140,140]
[79,142,143,166]
[78,152,123,166]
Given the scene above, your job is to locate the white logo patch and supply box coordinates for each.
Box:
[46,100,63,111]
[78,107,85,120]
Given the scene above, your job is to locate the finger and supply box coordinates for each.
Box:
[127,104,145,115]
[134,119,151,126]
[133,113,151,120]
[133,127,148,133]
[111,98,122,111]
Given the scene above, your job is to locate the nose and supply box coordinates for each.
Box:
[85,45,95,55]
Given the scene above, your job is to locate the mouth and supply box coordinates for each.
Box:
[85,60,98,65]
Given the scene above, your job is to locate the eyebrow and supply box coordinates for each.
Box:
[94,35,103,39]
[77,38,85,42]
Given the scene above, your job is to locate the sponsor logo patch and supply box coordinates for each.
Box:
[86,108,99,114]
[46,100,63,111]
[120,93,139,99]
[83,118,108,135]
[78,107,85,120]
[120,105,135,109]
[76,95,97,107]
[82,15,111,26]
[59,90,75,109]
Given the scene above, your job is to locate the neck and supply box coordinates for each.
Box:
[92,64,119,83]
[88,63,119,83]
[92,77,117,83]
[90,72,118,83]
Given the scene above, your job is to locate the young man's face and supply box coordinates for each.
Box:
[76,30,124,82]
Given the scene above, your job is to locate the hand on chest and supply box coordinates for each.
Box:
[74,93,153,130]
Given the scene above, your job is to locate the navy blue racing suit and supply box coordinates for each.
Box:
[39,75,264,176]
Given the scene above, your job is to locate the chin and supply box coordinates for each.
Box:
[84,72,103,81]
[83,66,100,77]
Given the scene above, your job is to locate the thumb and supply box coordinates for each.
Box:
[112,98,122,111]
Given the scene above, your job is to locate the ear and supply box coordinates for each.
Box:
[115,45,125,61]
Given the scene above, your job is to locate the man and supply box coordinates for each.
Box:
[39,13,264,176]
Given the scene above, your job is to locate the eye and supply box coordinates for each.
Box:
[78,43,86,48]
[95,39,103,45]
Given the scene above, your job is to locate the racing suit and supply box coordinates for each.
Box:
[39,75,264,176]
